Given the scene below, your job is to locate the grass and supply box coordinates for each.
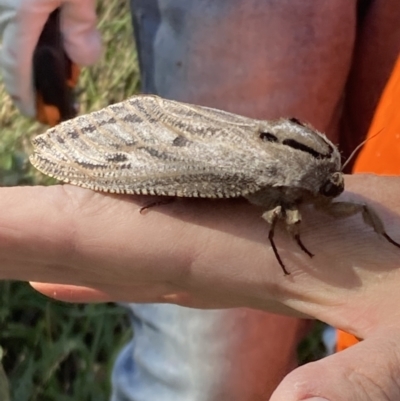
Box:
[0,1,139,400]
[0,2,326,400]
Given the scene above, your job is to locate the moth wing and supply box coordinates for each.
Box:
[30,95,283,197]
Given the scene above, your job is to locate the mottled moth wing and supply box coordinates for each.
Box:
[30,95,339,197]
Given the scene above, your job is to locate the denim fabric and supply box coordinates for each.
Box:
[111,304,307,401]
[111,1,355,400]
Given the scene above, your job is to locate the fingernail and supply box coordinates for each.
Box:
[303,398,329,401]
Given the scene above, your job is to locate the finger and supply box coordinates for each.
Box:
[61,0,102,65]
[30,282,114,302]
[29,281,199,307]
[0,185,175,284]
[270,332,400,401]
[0,178,399,320]
[0,184,298,312]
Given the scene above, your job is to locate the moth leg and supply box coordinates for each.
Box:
[323,201,400,248]
[262,206,290,275]
[285,208,314,258]
[139,198,176,214]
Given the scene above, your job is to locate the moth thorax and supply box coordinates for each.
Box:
[319,172,344,198]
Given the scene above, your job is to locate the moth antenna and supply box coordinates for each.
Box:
[341,128,384,172]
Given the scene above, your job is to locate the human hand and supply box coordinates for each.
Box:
[2,175,400,400]
[0,174,397,321]
[0,0,101,116]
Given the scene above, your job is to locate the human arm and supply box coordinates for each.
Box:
[0,174,398,335]
[3,174,396,400]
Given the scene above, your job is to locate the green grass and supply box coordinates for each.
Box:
[0,1,139,400]
[0,2,326,399]
[0,284,132,401]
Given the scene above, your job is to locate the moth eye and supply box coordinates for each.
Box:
[259,132,278,142]
[289,117,304,126]
[319,172,344,197]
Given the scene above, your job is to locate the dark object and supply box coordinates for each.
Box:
[33,8,79,126]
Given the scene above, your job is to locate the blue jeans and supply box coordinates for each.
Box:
[111,1,355,400]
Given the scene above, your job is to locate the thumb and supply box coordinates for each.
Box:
[61,0,102,66]
[271,331,400,401]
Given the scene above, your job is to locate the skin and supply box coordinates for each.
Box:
[2,175,400,399]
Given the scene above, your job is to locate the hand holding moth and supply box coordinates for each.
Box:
[1,177,400,400]
[21,95,400,401]
[29,95,400,276]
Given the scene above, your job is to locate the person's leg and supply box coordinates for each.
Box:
[130,0,356,137]
[112,305,307,401]
[111,1,357,400]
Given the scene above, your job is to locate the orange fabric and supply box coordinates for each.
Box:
[336,56,400,352]
[336,330,360,352]
[353,56,400,174]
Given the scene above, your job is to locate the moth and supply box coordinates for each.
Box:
[30,95,400,275]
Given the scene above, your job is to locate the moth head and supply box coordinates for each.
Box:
[319,172,344,198]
